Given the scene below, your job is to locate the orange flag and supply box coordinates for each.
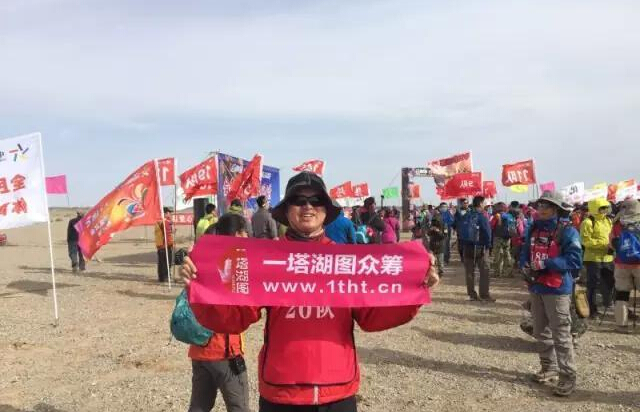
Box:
[75,160,161,259]
[226,154,263,203]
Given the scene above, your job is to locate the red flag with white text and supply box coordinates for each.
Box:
[226,154,263,203]
[482,181,497,199]
[330,181,354,199]
[179,157,218,202]
[352,183,370,198]
[442,172,483,199]
[501,160,537,187]
[158,158,176,186]
[292,159,325,176]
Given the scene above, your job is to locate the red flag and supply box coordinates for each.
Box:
[428,152,473,188]
[179,157,218,202]
[352,183,370,198]
[74,161,161,259]
[45,175,68,194]
[482,181,497,198]
[442,172,483,199]
[226,154,263,203]
[330,181,354,199]
[501,160,537,186]
[158,158,176,186]
[409,184,421,199]
[607,184,617,202]
[292,159,325,176]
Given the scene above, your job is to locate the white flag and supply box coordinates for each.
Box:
[0,133,49,229]
[560,182,585,205]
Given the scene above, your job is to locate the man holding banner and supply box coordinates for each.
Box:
[181,172,439,411]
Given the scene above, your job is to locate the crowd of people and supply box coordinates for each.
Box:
[64,173,639,409]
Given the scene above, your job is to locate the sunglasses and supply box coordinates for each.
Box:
[289,195,325,207]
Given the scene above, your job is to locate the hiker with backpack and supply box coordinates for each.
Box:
[357,197,385,244]
[519,191,582,397]
[460,196,494,302]
[428,210,446,276]
[579,198,615,318]
[491,202,514,278]
[609,199,640,334]
[454,198,471,261]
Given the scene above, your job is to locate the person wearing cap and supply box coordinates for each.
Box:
[67,210,86,273]
[609,199,640,333]
[155,206,174,283]
[579,198,615,318]
[519,191,582,397]
[251,196,279,240]
[180,172,440,411]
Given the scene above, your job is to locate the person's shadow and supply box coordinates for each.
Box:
[0,404,67,412]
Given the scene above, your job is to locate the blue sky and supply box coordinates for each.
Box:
[1,0,639,206]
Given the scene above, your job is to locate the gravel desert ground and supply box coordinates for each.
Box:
[1,210,639,412]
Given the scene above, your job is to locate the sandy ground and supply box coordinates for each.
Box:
[1,209,639,412]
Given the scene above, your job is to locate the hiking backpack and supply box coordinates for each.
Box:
[460,211,481,244]
[617,224,640,264]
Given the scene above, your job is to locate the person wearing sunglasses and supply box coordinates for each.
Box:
[519,191,582,397]
[180,171,439,412]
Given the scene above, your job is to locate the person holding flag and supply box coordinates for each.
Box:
[180,171,439,412]
[156,207,174,283]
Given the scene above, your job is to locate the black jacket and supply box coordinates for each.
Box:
[67,216,81,243]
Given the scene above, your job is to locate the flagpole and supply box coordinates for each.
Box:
[171,158,178,286]
[38,135,59,324]
[154,159,172,290]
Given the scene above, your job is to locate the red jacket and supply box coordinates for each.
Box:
[190,234,421,406]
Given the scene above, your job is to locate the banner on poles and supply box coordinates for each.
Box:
[615,179,637,202]
[482,181,497,199]
[75,160,162,259]
[583,183,608,202]
[427,152,473,188]
[293,159,325,176]
[189,236,431,308]
[352,183,370,198]
[45,175,68,195]
[501,160,536,187]
[330,181,354,199]
[173,212,194,226]
[560,182,585,205]
[0,133,49,230]
[217,153,280,216]
[158,158,176,186]
[441,172,482,199]
[179,157,218,202]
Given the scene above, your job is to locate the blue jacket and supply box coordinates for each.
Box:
[325,212,357,244]
[460,210,492,248]
[441,210,454,230]
[519,217,583,295]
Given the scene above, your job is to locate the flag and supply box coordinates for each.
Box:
[352,183,370,198]
[539,182,555,193]
[0,133,49,229]
[408,183,421,199]
[179,157,218,202]
[75,160,162,259]
[45,175,68,195]
[158,158,176,186]
[560,182,585,205]
[510,185,529,194]
[482,181,497,198]
[501,160,537,186]
[441,172,483,199]
[615,179,637,202]
[292,159,325,176]
[330,181,354,199]
[608,184,618,202]
[226,154,263,203]
[427,152,473,188]
[383,187,400,199]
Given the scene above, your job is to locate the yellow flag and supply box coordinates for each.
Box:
[510,185,529,193]
[592,182,607,190]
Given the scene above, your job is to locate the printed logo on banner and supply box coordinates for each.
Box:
[9,144,30,162]
[218,248,250,295]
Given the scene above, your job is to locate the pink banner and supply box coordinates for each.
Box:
[45,175,68,194]
[539,181,555,193]
[189,236,432,308]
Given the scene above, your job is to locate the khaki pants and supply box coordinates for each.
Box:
[492,237,512,277]
[614,266,640,327]
[530,293,577,380]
